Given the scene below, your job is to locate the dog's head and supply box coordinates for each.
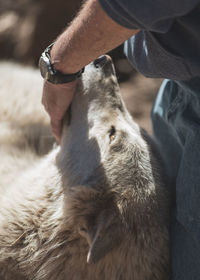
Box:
[60,56,145,184]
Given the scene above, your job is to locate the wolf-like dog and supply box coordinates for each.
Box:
[0,57,170,280]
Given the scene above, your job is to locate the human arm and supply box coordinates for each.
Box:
[42,0,139,143]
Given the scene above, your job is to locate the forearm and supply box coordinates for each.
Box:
[51,0,139,73]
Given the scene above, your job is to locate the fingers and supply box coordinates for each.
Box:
[42,80,77,144]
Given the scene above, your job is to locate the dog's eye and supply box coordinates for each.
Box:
[109,126,116,143]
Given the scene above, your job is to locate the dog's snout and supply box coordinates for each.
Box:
[94,55,109,68]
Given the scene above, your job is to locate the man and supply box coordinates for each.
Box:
[40,0,200,279]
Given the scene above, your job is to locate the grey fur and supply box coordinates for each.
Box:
[0,59,170,280]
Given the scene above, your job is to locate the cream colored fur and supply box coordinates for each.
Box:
[0,60,170,280]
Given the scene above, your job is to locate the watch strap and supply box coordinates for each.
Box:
[39,43,84,84]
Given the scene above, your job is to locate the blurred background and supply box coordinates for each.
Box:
[0,0,163,133]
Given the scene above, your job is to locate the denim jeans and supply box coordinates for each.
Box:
[152,78,200,280]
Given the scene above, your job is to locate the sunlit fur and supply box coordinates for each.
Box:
[0,60,170,280]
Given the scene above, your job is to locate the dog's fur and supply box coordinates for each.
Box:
[0,59,170,280]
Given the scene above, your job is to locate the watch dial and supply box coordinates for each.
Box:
[39,55,49,79]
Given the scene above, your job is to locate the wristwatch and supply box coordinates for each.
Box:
[39,43,84,84]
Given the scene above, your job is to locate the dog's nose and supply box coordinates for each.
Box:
[94,55,108,68]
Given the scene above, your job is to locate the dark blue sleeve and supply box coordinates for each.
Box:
[98,0,200,32]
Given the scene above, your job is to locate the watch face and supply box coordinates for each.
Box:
[39,54,52,79]
[39,56,47,79]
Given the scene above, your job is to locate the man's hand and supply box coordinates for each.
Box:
[42,79,77,143]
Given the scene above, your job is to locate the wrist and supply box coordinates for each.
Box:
[39,43,84,84]
[50,44,82,74]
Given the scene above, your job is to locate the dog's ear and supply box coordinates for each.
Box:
[80,207,121,264]
[66,186,122,264]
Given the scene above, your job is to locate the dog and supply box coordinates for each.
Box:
[0,57,170,280]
